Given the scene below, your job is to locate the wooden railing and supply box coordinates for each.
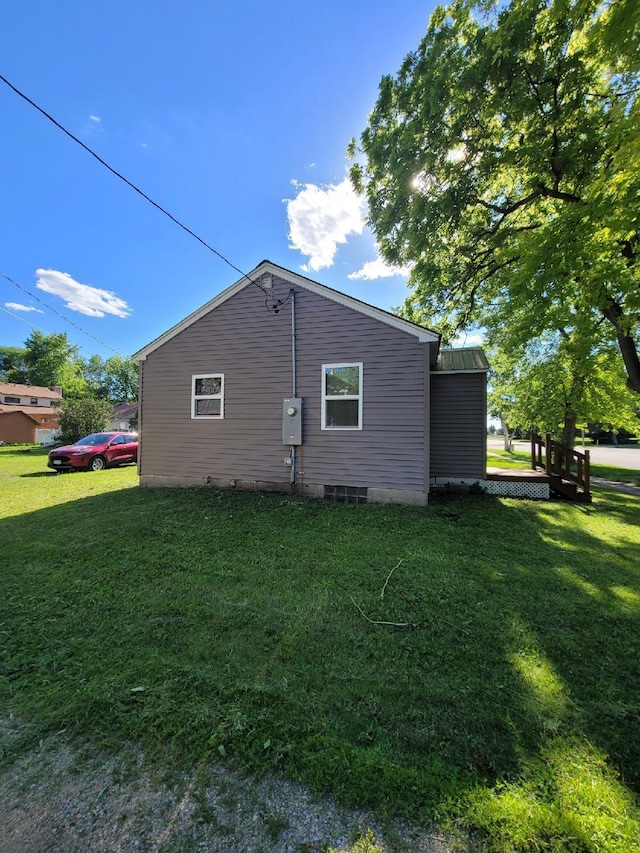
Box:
[531,432,591,499]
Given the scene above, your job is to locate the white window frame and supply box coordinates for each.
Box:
[192,374,224,419]
[321,362,363,431]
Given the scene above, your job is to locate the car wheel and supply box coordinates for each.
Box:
[89,455,107,472]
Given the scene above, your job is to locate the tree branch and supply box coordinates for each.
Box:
[537,184,582,203]
[477,191,541,216]
[602,300,640,392]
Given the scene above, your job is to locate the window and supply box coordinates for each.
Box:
[192,374,224,419]
[4,396,20,404]
[31,397,38,406]
[321,363,362,430]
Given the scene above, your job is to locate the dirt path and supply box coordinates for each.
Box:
[0,727,469,852]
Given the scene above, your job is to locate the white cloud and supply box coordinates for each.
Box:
[5,302,44,313]
[348,254,413,281]
[285,178,365,271]
[89,115,101,123]
[35,269,131,318]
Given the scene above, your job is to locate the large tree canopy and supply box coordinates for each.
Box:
[350,0,640,391]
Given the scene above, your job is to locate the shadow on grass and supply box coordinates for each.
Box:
[1,484,639,845]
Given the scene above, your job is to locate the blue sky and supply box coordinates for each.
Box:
[0,0,453,361]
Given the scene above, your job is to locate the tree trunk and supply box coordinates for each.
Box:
[603,302,640,393]
[561,413,577,449]
[501,419,513,451]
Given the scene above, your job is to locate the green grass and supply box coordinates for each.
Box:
[487,447,640,486]
[2,445,640,851]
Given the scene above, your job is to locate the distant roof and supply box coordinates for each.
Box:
[134,260,441,361]
[112,402,138,418]
[0,406,41,423]
[0,382,62,399]
[434,347,490,373]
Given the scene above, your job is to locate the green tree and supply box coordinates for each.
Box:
[22,331,86,397]
[350,0,640,393]
[0,346,29,383]
[81,355,138,402]
[54,397,113,444]
[583,0,640,71]
[82,353,106,396]
[489,334,638,446]
[101,356,138,402]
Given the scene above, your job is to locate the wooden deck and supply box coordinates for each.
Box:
[483,467,551,499]
[486,467,551,482]
[530,432,592,502]
[485,432,592,503]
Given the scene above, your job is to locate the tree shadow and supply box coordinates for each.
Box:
[1,485,639,841]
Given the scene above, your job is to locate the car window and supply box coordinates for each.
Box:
[76,433,112,446]
[111,435,125,445]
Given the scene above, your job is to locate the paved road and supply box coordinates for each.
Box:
[487,438,640,471]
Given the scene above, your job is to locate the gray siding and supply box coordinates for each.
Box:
[139,276,429,492]
[430,373,487,479]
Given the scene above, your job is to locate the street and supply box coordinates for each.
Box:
[487,438,640,471]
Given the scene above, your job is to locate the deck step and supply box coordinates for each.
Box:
[549,475,592,503]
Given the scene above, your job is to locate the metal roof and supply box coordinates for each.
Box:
[434,347,490,373]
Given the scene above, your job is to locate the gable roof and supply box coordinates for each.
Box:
[0,406,41,424]
[133,260,441,361]
[434,347,490,374]
[0,382,62,400]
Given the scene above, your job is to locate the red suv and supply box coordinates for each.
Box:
[48,432,138,473]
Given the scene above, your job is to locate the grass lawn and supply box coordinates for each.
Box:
[487,447,640,486]
[1,446,640,851]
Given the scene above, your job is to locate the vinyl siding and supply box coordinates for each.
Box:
[139,276,429,492]
[430,373,486,478]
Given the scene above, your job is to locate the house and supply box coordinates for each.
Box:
[108,401,138,431]
[0,383,62,444]
[0,382,62,408]
[133,261,489,505]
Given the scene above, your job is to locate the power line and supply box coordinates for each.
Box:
[0,270,125,356]
[0,73,274,300]
[0,303,50,334]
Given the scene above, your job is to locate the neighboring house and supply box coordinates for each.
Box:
[0,382,62,408]
[133,260,489,505]
[108,401,138,431]
[0,383,62,444]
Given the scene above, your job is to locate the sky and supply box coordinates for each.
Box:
[0,0,466,362]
